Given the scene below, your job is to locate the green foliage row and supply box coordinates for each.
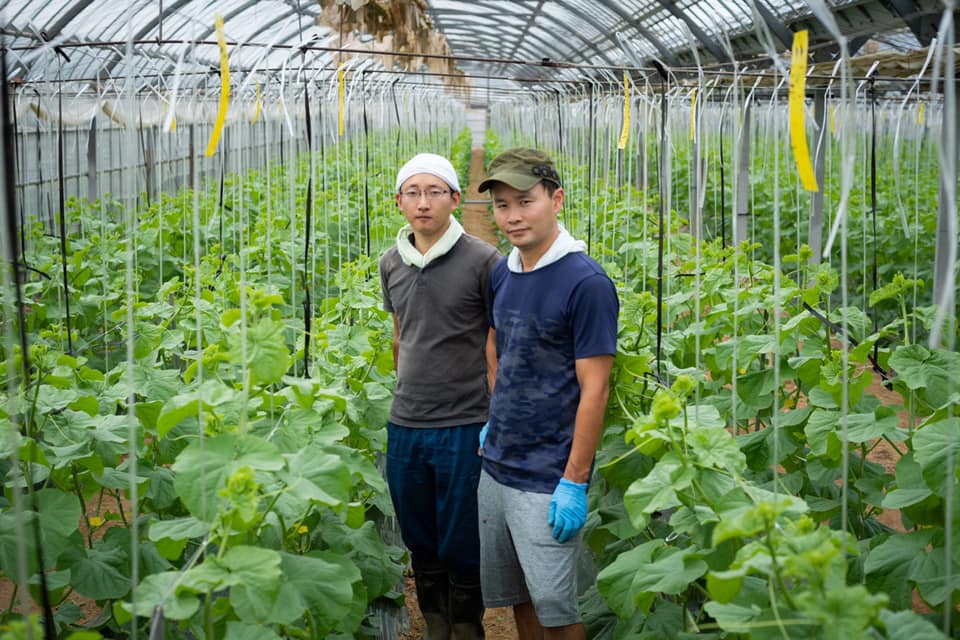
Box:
[549,152,958,638]
[0,126,473,638]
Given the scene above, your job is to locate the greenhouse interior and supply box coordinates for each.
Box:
[1,0,959,638]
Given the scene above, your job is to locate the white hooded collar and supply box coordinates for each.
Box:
[396,217,465,269]
[507,224,587,273]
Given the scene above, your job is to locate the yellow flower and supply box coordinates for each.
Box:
[88,516,105,527]
[296,524,308,535]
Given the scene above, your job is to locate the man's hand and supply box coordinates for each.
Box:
[478,422,489,456]
[547,478,588,543]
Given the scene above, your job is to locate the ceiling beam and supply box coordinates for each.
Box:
[97,0,196,78]
[432,10,617,70]
[505,0,546,61]
[753,0,794,48]
[582,0,681,67]
[884,0,936,46]
[40,0,95,41]
[655,0,732,64]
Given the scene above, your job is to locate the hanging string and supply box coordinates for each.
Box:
[719,113,727,248]
[11,84,25,259]
[362,70,371,258]
[586,82,595,253]
[869,74,880,365]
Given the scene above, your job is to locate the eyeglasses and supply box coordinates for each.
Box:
[400,188,450,201]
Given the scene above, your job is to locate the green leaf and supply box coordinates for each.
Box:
[230,317,290,385]
[60,541,130,600]
[864,530,935,575]
[878,609,948,640]
[221,308,242,328]
[804,409,841,458]
[148,517,211,542]
[64,631,103,640]
[882,452,933,509]
[35,385,80,414]
[132,364,181,403]
[224,546,282,625]
[689,427,745,472]
[172,433,283,521]
[225,622,282,640]
[274,446,351,522]
[735,369,777,409]
[133,323,165,360]
[127,571,200,620]
[268,551,361,629]
[596,540,661,617]
[68,395,98,416]
[890,344,960,409]
[36,488,81,539]
[713,494,808,545]
[0,512,38,575]
[701,602,762,632]
[843,408,904,443]
[632,546,708,595]
[156,379,238,439]
[706,571,742,604]
[624,453,694,525]
[135,400,163,431]
[912,418,960,496]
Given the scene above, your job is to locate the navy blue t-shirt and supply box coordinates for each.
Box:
[483,252,619,493]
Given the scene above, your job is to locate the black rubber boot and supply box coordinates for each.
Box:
[413,559,451,640]
[449,572,485,640]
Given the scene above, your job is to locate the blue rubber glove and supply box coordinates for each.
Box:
[478,422,489,454]
[547,478,588,543]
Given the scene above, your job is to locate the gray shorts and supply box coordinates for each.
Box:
[477,470,582,627]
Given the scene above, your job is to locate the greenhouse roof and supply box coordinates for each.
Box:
[0,0,949,93]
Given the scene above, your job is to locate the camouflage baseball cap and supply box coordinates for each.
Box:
[478,147,562,193]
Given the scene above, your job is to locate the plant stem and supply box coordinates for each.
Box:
[71,464,93,548]
[899,293,910,346]
[114,489,128,527]
[4,584,17,618]
[204,589,214,639]
[763,520,796,611]
[614,387,638,423]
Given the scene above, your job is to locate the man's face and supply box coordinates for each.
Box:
[491,182,563,252]
[396,173,459,238]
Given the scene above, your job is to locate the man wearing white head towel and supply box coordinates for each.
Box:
[380,153,500,639]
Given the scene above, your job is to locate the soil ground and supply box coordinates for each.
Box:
[460,148,499,247]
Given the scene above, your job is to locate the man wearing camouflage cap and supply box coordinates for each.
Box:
[477,148,619,639]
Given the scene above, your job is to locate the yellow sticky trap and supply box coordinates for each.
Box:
[253,79,262,124]
[689,88,697,141]
[788,30,818,192]
[204,14,230,157]
[338,68,345,137]
[829,103,835,136]
[918,102,925,124]
[617,71,630,150]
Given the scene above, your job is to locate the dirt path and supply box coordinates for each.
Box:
[461,147,498,246]
[400,574,519,640]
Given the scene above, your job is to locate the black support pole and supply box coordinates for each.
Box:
[303,81,313,376]
[56,61,73,355]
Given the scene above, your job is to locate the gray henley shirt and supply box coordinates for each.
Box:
[379,232,500,428]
